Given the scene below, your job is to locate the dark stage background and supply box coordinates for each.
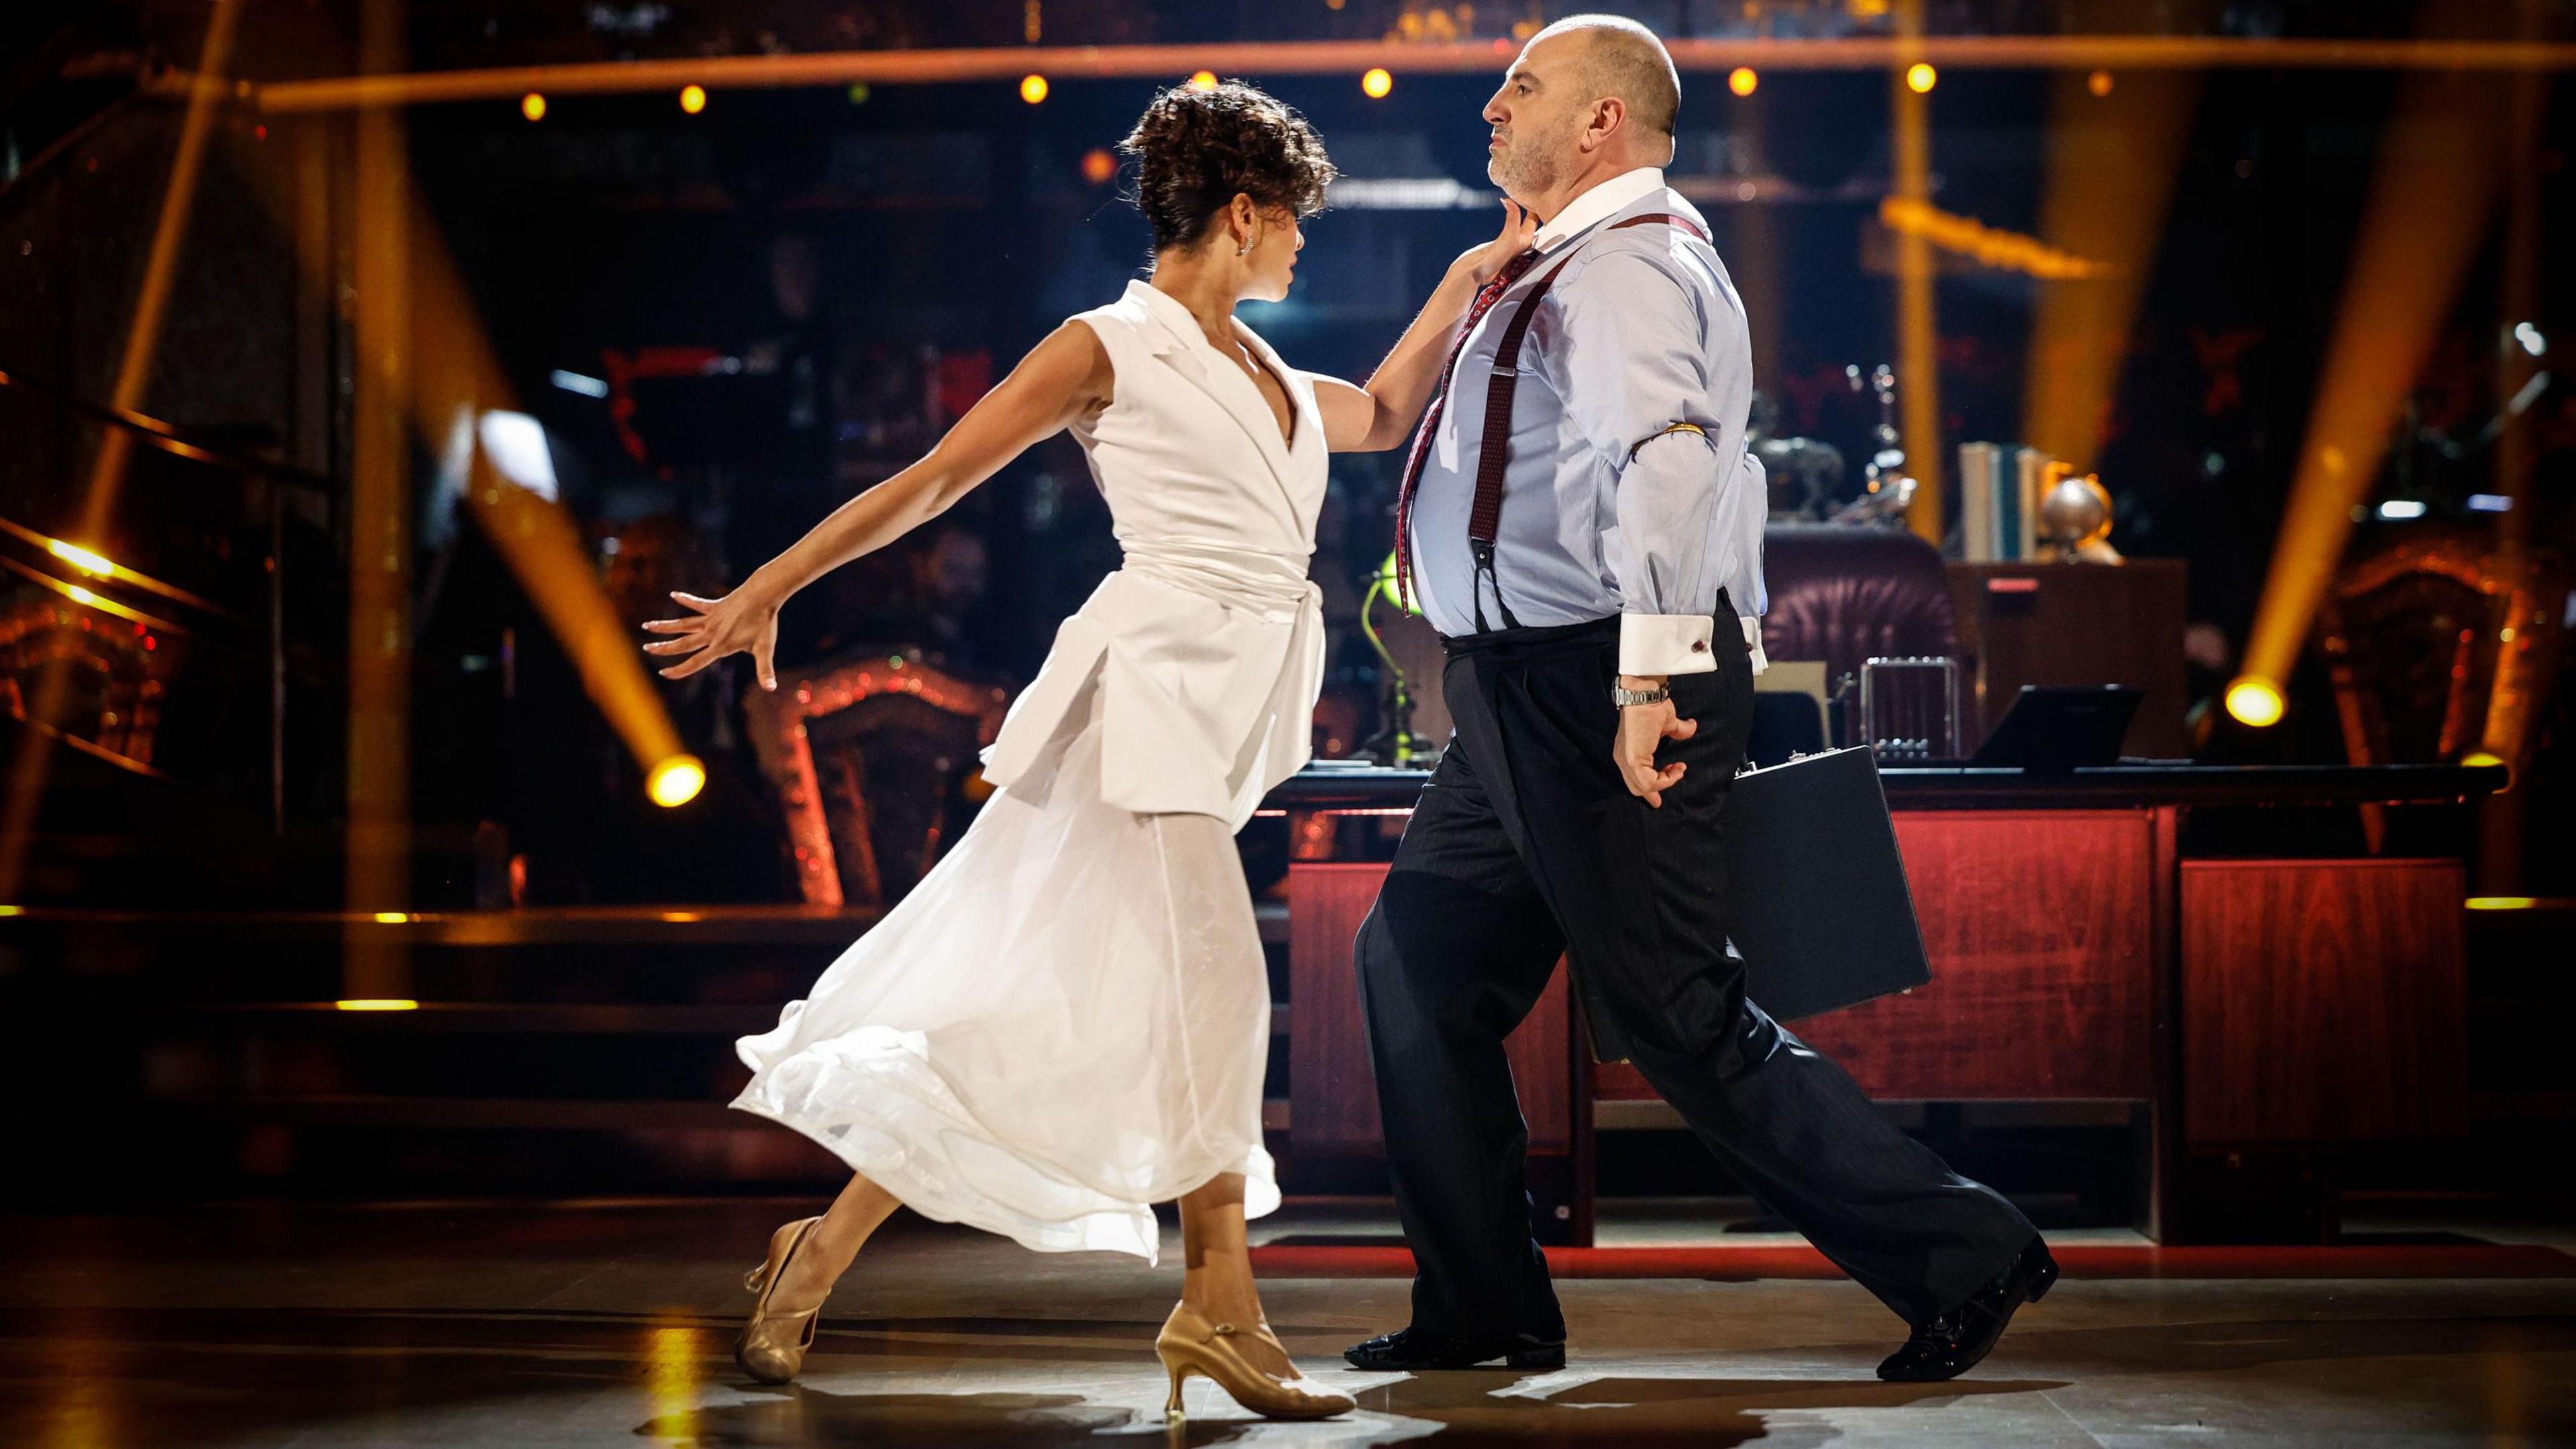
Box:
[0,1,2570,1210]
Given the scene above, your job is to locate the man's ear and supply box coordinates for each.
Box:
[1585,96,1627,152]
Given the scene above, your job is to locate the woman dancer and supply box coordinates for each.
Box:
[642,80,1536,1420]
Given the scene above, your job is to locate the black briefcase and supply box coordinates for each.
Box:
[1725,745,1931,1020]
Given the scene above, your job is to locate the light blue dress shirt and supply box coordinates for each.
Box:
[1403,167,1769,676]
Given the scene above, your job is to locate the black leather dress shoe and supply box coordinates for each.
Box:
[1343,1326,1566,1372]
[1875,1236,2059,1383]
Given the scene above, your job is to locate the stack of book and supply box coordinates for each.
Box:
[1956,443,2053,562]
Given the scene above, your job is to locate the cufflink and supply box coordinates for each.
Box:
[1690,640,1708,653]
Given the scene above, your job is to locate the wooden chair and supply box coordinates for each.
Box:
[744,651,1012,907]
[2318,530,2566,849]
[0,592,174,771]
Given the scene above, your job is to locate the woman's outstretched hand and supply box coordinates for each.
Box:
[1454,199,1540,286]
[642,585,782,691]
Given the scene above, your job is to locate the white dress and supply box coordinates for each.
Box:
[732,280,1328,1264]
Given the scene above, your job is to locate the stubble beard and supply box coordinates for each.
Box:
[1487,114,1574,203]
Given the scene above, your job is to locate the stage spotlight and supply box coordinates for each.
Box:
[2467,896,2538,910]
[1188,70,1219,93]
[648,754,706,808]
[2468,493,2514,513]
[846,83,870,105]
[521,92,545,121]
[1362,67,1393,99]
[2376,499,2428,520]
[1080,147,1116,184]
[2224,677,2285,729]
[1729,66,1758,97]
[678,84,706,114]
[549,368,609,398]
[2088,69,2114,97]
[2461,749,2514,790]
[1907,63,1937,94]
[335,998,420,1011]
[1020,73,1049,105]
[46,539,113,576]
[2514,321,2546,357]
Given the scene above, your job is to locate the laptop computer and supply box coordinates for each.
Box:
[1966,684,2144,772]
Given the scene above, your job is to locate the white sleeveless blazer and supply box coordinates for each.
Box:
[979,280,1328,830]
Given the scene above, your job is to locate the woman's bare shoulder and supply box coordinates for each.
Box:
[1025,317,1116,412]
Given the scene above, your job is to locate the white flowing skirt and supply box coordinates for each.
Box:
[731,690,1278,1264]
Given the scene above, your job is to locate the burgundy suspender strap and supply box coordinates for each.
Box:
[1391,251,1537,614]
[1462,211,1707,632]
[1461,251,1568,631]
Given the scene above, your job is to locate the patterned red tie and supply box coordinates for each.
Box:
[1393,248,1540,612]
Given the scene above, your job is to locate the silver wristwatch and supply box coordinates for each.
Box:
[1612,683,1671,708]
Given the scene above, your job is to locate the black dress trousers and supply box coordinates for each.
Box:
[1353,608,2035,1338]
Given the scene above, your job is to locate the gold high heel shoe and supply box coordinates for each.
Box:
[1156,1301,1354,1423]
[736,1215,826,1384]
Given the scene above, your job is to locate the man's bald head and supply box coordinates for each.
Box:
[1529,14,1680,138]
[1483,13,1679,203]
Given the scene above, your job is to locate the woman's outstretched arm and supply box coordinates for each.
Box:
[1311,199,1538,454]
[642,319,1112,689]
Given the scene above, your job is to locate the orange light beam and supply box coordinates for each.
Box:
[1878,196,2110,280]
[2235,67,2515,702]
[0,515,238,618]
[0,555,190,636]
[2021,66,2201,472]
[225,108,695,858]
[458,444,692,778]
[345,0,413,1000]
[393,223,688,778]
[0,0,241,902]
[79,0,244,537]
[245,36,2576,112]
[1892,0,1944,546]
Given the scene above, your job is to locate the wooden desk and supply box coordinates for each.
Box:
[1270,762,2499,1243]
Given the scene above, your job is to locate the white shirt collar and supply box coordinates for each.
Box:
[1531,166,1667,254]
[1127,278,1201,347]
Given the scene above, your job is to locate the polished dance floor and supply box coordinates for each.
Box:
[3,1199,2571,1447]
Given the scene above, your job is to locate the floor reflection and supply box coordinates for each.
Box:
[1,1201,2569,1447]
[657,1391,1144,1448]
[1348,1371,2067,1448]
[655,1374,2074,1449]
[645,1316,706,1443]
[2004,1312,2576,1376]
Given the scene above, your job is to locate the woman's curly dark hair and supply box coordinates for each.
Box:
[1118,80,1336,252]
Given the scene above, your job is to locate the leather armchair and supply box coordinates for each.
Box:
[1758,523,1962,691]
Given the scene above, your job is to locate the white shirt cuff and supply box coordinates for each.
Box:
[1616,613,1770,677]
[1619,613,1718,676]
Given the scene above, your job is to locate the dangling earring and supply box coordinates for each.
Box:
[1236,235,1252,258]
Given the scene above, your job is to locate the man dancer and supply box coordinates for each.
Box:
[1344,16,2055,1383]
